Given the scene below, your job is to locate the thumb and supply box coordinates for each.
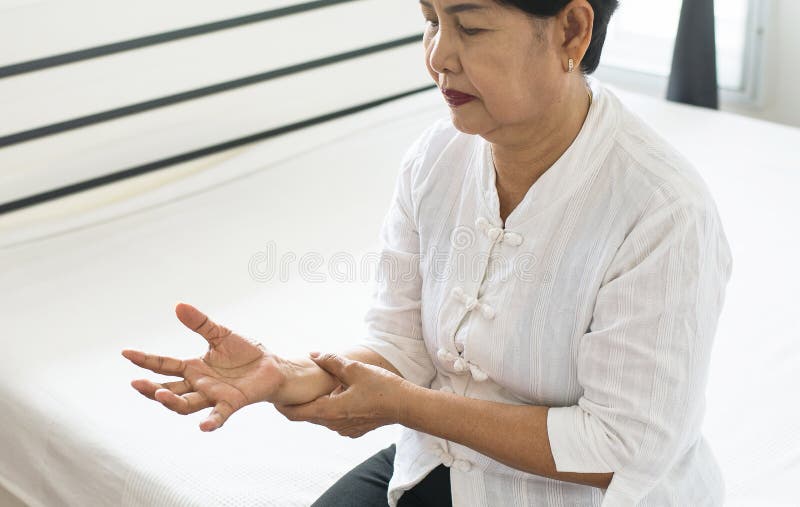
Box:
[310,352,352,383]
[200,400,236,432]
[175,302,232,348]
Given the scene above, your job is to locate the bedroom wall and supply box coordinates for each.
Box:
[724,0,800,128]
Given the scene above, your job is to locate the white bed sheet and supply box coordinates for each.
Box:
[0,85,798,506]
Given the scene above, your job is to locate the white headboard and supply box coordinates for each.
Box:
[0,0,433,213]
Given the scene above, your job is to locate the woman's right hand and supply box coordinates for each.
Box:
[122,302,287,432]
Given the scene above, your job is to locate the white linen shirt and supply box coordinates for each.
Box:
[358,76,732,507]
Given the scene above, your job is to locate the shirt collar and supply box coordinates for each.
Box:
[471,75,619,230]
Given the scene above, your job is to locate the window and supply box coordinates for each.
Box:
[598,0,766,101]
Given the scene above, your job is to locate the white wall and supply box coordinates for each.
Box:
[598,0,800,129]
[725,0,800,127]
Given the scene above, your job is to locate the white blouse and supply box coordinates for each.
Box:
[357,75,733,507]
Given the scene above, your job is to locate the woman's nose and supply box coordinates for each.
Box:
[427,29,461,75]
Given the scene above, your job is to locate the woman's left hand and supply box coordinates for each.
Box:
[273,352,409,438]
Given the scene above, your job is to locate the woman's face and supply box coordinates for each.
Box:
[419,0,568,140]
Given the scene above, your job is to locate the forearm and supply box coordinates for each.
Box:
[272,345,403,405]
[399,383,613,490]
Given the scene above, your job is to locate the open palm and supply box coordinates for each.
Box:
[122,302,285,431]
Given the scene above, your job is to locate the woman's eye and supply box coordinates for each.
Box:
[423,19,481,36]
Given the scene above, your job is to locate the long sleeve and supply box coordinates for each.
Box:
[546,195,733,503]
[356,128,438,388]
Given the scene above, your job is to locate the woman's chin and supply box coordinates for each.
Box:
[448,113,482,135]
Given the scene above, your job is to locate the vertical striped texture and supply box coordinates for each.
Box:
[359,76,732,506]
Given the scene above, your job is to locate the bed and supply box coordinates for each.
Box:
[1,2,798,505]
[1,83,798,506]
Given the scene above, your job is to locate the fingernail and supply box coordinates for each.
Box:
[309,351,320,359]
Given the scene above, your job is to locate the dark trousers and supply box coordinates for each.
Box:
[312,443,452,507]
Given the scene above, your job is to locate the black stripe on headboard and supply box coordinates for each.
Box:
[0,0,360,79]
[0,83,438,216]
[0,33,424,149]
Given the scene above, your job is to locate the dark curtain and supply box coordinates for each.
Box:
[666,0,719,109]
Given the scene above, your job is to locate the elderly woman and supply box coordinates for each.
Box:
[122,0,732,505]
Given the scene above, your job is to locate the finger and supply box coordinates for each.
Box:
[309,352,353,384]
[155,389,211,415]
[341,427,370,439]
[122,349,185,376]
[130,378,192,400]
[329,417,368,432]
[273,402,306,422]
[200,400,235,432]
[274,397,329,422]
[339,427,363,438]
[174,302,233,348]
[339,421,379,438]
[274,403,311,423]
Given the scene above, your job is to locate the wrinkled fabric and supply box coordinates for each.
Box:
[359,76,732,507]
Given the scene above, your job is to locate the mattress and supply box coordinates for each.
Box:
[0,85,798,506]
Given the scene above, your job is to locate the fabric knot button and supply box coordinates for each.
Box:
[467,363,489,382]
[438,347,485,377]
[433,446,455,467]
[440,452,455,467]
[450,286,464,299]
[475,217,490,231]
[453,459,473,472]
[487,227,503,241]
[463,296,478,310]
[452,357,469,372]
[479,303,495,320]
[503,231,523,246]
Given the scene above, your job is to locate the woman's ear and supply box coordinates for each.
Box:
[558,0,594,71]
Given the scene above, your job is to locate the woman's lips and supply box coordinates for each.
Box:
[442,88,476,106]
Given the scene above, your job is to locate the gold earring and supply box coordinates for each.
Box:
[568,58,575,73]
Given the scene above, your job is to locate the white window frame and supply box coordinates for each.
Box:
[594,0,770,109]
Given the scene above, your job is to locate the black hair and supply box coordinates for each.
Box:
[493,0,619,74]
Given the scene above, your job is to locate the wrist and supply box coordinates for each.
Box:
[395,380,421,426]
[272,355,338,405]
